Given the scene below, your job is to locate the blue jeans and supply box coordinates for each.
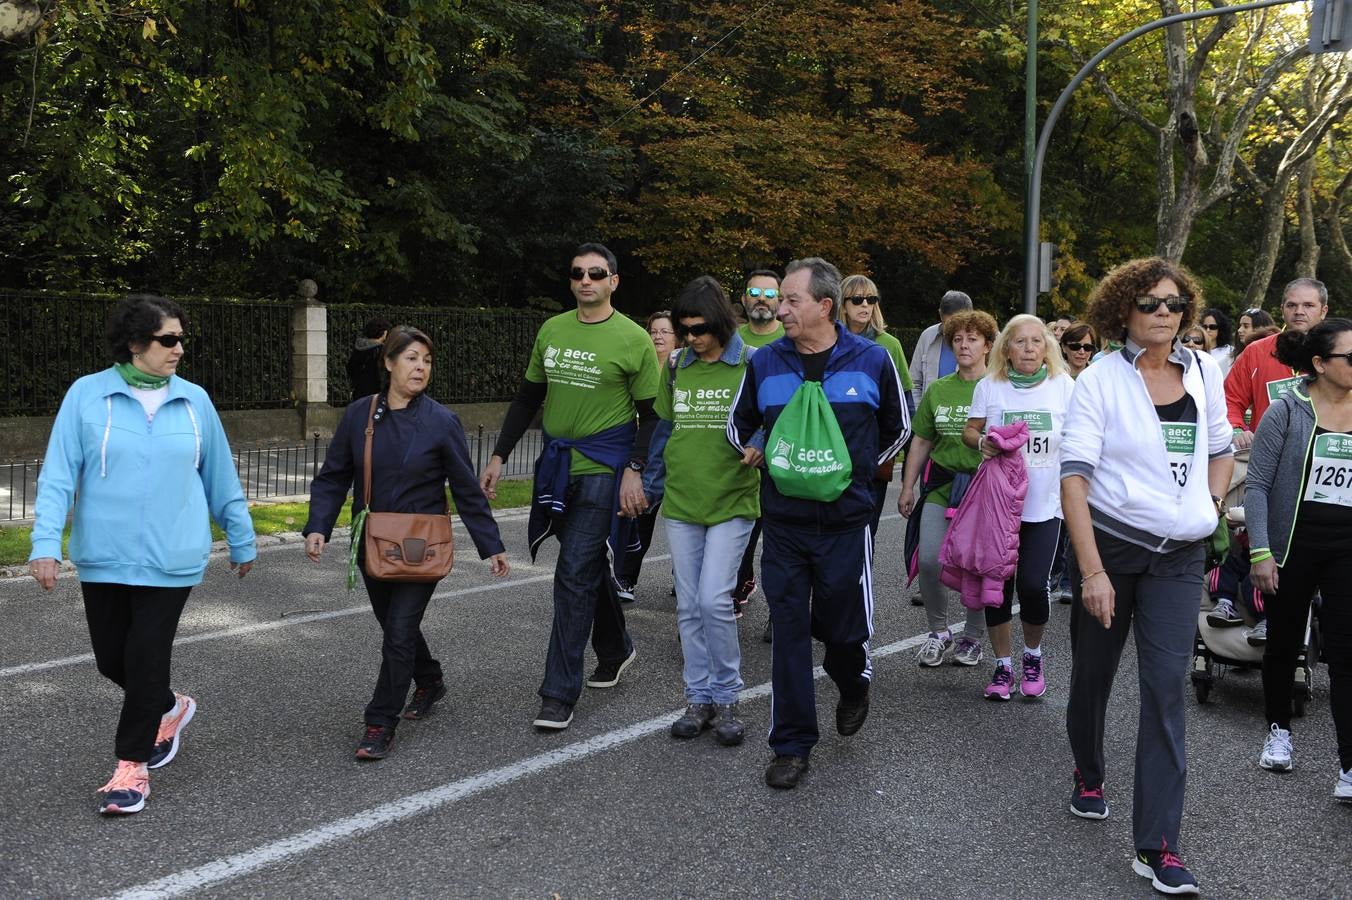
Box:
[539,474,633,705]
[666,516,755,704]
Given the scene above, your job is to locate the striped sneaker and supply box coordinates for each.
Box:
[147,693,196,769]
[98,761,149,815]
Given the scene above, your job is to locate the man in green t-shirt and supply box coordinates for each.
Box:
[480,243,660,732]
[737,269,786,350]
[732,269,784,624]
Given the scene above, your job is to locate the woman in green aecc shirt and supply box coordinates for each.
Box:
[655,275,762,750]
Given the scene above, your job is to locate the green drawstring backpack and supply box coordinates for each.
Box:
[765,380,853,502]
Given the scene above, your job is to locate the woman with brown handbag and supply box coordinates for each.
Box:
[304,325,509,760]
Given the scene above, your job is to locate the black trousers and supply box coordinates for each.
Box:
[81,582,190,761]
[617,499,661,585]
[361,574,443,728]
[737,518,763,587]
[1262,526,1352,769]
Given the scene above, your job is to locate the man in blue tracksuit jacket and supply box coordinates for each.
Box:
[727,257,910,790]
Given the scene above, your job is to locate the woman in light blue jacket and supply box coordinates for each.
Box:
[28,295,256,817]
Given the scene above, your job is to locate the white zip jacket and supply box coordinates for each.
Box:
[1060,341,1234,550]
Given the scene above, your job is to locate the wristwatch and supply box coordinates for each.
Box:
[626,459,645,473]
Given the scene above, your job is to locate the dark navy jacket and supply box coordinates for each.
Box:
[304,393,505,559]
[727,323,910,532]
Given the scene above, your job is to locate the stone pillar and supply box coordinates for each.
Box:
[292,279,331,437]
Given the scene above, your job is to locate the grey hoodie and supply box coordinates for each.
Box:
[1244,380,1318,566]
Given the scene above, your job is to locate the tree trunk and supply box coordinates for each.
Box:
[1296,158,1319,277]
[1241,177,1295,309]
[1325,169,1352,277]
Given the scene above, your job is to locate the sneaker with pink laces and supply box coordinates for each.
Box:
[1019,652,1046,698]
[984,663,1014,701]
[98,760,149,815]
[1133,841,1199,895]
[148,692,197,769]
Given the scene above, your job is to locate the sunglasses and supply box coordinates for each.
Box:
[1201,323,1219,330]
[1134,295,1191,314]
[1061,341,1095,353]
[676,323,714,338]
[746,287,779,300]
[1322,351,1352,365]
[570,266,611,281]
[847,295,879,306]
[1181,336,1206,346]
[149,334,188,348]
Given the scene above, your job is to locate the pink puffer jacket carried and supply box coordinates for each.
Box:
[939,420,1029,610]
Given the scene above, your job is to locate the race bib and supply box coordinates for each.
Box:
[1304,432,1352,506]
[1266,376,1301,402]
[1003,410,1055,468]
[1160,422,1198,488]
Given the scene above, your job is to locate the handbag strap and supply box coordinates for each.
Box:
[363,394,378,510]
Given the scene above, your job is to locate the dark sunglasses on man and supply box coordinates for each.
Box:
[569,266,611,281]
[846,295,879,306]
[149,334,188,348]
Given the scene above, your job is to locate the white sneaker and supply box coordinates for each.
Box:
[1259,723,1294,772]
[916,633,953,667]
[1335,769,1352,802]
[952,637,983,667]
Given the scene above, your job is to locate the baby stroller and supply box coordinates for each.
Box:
[1191,451,1322,712]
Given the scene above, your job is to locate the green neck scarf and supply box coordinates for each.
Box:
[1007,363,1048,388]
[115,362,170,390]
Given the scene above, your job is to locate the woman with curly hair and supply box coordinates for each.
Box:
[1059,258,1234,895]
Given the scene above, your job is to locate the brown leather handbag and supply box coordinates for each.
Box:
[359,395,454,582]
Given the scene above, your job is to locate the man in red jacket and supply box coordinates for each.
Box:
[1225,278,1328,451]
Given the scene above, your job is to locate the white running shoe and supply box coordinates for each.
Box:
[916,633,953,667]
[1259,723,1294,772]
[1335,769,1352,803]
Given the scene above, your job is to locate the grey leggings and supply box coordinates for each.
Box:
[918,500,987,640]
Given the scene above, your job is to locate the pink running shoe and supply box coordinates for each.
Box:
[1019,652,1046,698]
[98,760,149,815]
[148,692,196,769]
[984,664,1014,701]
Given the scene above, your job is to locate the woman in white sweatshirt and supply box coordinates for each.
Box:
[1059,258,1233,897]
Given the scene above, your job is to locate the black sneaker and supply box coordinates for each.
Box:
[764,754,809,789]
[835,686,870,736]
[1132,847,1199,895]
[1069,768,1108,819]
[533,698,574,731]
[402,680,447,720]
[713,703,745,746]
[586,649,637,688]
[731,578,756,618]
[611,574,636,603]
[762,618,773,644]
[670,703,715,739]
[355,724,395,760]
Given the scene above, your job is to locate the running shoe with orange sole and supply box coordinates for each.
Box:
[148,693,197,769]
[98,760,149,815]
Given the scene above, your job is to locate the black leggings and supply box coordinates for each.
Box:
[1262,527,1352,769]
[986,518,1062,628]
[82,582,191,761]
[737,517,763,587]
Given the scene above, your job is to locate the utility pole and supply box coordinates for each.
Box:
[1023,0,1039,300]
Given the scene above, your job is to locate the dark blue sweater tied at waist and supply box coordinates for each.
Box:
[527,421,640,568]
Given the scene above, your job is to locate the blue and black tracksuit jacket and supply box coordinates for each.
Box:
[727,323,910,533]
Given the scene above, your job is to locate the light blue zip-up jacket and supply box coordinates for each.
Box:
[29,368,256,586]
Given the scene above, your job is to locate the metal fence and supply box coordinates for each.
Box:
[0,290,294,416]
[0,428,542,523]
[327,305,551,406]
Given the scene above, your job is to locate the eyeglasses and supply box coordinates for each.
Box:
[649,328,675,337]
[1061,342,1095,353]
[1201,323,1219,331]
[1134,295,1191,314]
[149,334,188,348]
[1181,335,1206,346]
[846,296,879,306]
[1321,351,1352,365]
[676,323,714,338]
[745,287,779,300]
[570,266,611,281]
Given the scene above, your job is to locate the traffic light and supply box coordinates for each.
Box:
[1310,0,1349,54]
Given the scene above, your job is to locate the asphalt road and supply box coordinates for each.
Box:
[1,491,1348,899]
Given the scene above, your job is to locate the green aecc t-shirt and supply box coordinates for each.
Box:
[911,372,983,506]
[737,323,784,349]
[656,349,760,525]
[525,310,660,476]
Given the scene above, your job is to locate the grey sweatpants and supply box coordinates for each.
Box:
[1066,535,1203,853]
[917,500,987,640]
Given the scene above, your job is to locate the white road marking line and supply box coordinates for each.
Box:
[106,618,945,900]
[0,556,672,679]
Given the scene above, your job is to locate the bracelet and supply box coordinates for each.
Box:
[1250,550,1273,564]
[1080,569,1106,586]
